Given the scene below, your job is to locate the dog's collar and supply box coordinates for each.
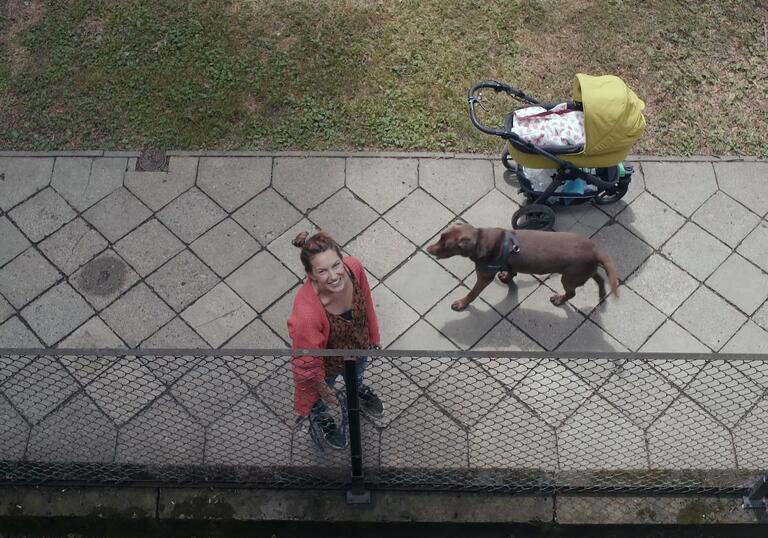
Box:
[475,230,520,273]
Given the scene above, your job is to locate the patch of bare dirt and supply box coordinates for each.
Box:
[226,0,264,17]
[243,94,261,114]
[8,43,30,75]
[47,101,69,115]
[349,0,382,9]
[76,16,105,44]
[3,0,45,77]
[2,0,45,42]
[227,1,298,60]
[0,92,21,137]
[242,94,287,123]
[275,34,297,51]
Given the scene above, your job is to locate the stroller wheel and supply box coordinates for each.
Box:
[594,183,629,205]
[512,204,555,231]
[501,149,516,172]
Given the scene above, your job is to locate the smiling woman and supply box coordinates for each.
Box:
[287,229,384,451]
[0,0,766,155]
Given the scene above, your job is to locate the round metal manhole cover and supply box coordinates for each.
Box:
[77,256,127,296]
[136,149,168,172]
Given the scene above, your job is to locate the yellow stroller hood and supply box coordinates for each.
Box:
[509,73,646,169]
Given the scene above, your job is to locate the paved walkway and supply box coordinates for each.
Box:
[1,151,767,353]
[1,151,768,485]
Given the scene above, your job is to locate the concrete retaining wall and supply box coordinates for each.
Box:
[1,487,766,525]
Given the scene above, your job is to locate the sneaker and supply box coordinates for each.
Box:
[313,414,348,450]
[358,384,384,418]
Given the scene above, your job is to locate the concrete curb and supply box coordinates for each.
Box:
[1,487,766,525]
[555,496,768,525]
[0,150,766,162]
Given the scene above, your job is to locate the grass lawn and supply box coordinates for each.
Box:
[1,0,767,156]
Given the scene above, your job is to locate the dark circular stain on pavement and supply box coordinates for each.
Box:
[77,256,126,296]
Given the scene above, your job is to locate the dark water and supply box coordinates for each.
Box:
[1,520,766,538]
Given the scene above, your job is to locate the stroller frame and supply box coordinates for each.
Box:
[468,80,634,230]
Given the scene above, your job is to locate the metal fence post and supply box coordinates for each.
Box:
[743,475,768,510]
[343,356,371,504]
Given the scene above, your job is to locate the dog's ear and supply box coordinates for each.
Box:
[457,235,476,256]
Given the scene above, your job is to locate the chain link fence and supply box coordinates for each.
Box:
[0,349,765,495]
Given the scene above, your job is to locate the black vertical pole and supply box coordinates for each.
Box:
[343,356,370,504]
[743,474,768,510]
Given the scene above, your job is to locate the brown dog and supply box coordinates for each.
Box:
[426,223,619,311]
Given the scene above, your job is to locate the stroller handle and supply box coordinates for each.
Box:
[467,81,540,137]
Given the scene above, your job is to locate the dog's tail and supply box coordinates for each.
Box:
[596,250,620,299]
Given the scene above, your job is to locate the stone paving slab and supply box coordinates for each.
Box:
[0,294,12,325]
[673,286,748,351]
[180,283,256,347]
[626,254,698,316]
[346,219,415,279]
[715,161,768,217]
[116,393,205,465]
[347,157,417,213]
[419,158,493,213]
[706,253,768,316]
[234,187,303,245]
[156,187,226,243]
[642,161,718,217]
[38,218,108,276]
[147,249,219,313]
[58,316,124,348]
[615,191,685,249]
[385,251,461,314]
[273,156,344,212]
[28,392,117,463]
[0,316,42,347]
[82,188,152,244]
[100,283,174,347]
[0,216,30,267]
[383,188,455,246]
[20,282,95,346]
[0,248,59,310]
[8,187,77,243]
[225,250,299,313]
[190,218,260,278]
[559,396,647,470]
[51,156,127,212]
[0,157,54,211]
[692,191,760,248]
[197,156,270,212]
[114,218,185,277]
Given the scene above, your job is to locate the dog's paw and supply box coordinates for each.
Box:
[549,294,567,306]
[497,272,513,284]
[451,299,469,311]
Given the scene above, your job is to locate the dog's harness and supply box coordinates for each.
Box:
[475,230,521,273]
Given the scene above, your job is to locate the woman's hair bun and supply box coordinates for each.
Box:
[292,231,310,248]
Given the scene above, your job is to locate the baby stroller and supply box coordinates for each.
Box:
[468,74,646,230]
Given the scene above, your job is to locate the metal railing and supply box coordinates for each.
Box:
[0,348,765,501]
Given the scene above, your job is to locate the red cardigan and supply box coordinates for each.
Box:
[287,256,381,416]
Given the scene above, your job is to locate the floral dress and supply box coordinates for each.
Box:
[322,267,370,378]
